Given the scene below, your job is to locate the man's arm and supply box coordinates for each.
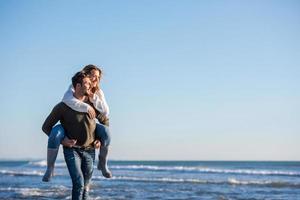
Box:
[42,103,63,136]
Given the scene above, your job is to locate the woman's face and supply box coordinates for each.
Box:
[88,69,100,88]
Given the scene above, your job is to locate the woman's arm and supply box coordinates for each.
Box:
[62,85,91,113]
[89,89,110,117]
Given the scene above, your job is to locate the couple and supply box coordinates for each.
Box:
[42,65,112,200]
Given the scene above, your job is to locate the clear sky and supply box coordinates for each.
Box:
[0,0,299,161]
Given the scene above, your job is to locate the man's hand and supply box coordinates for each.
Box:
[94,140,101,149]
[61,137,77,148]
[87,107,96,119]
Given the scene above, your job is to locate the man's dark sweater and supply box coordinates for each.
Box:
[42,102,100,148]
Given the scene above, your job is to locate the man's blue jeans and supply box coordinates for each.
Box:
[63,146,95,200]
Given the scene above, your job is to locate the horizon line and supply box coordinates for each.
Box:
[0,159,299,162]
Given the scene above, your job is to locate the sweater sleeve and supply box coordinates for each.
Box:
[42,103,63,136]
[89,89,110,117]
[62,85,91,113]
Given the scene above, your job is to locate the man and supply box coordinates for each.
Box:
[42,71,101,200]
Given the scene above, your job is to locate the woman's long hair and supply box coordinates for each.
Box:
[82,64,102,93]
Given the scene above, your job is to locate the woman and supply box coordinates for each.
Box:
[43,64,112,182]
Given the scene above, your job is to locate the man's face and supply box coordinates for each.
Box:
[80,77,91,96]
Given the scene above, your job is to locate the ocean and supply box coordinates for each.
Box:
[0,160,299,199]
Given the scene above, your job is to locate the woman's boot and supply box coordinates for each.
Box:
[97,146,112,178]
[42,148,59,182]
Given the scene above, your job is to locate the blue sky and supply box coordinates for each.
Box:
[0,0,299,160]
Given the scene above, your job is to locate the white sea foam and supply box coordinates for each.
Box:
[29,160,47,167]
[19,188,44,197]
[27,161,300,177]
[0,169,43,176]
[0,169,67,177]
[29,160,66,167]
[111,165,300,176]
[0,186,69,198]
[227,178,300,188]
[0,187,41,192]
[94,175,208,184]
[93,175,300,188]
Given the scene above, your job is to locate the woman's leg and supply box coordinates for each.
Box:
[42,124,65,182]
[95,123,112,178]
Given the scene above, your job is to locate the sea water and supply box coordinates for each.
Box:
[0,160,299,199]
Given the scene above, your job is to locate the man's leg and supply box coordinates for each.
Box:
[63,147,84,200]
[81,148,95,200]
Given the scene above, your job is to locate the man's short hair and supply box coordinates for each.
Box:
[72,71,88,88]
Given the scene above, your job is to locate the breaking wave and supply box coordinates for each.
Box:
[111,165,300,177]
[94,176,300,188]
